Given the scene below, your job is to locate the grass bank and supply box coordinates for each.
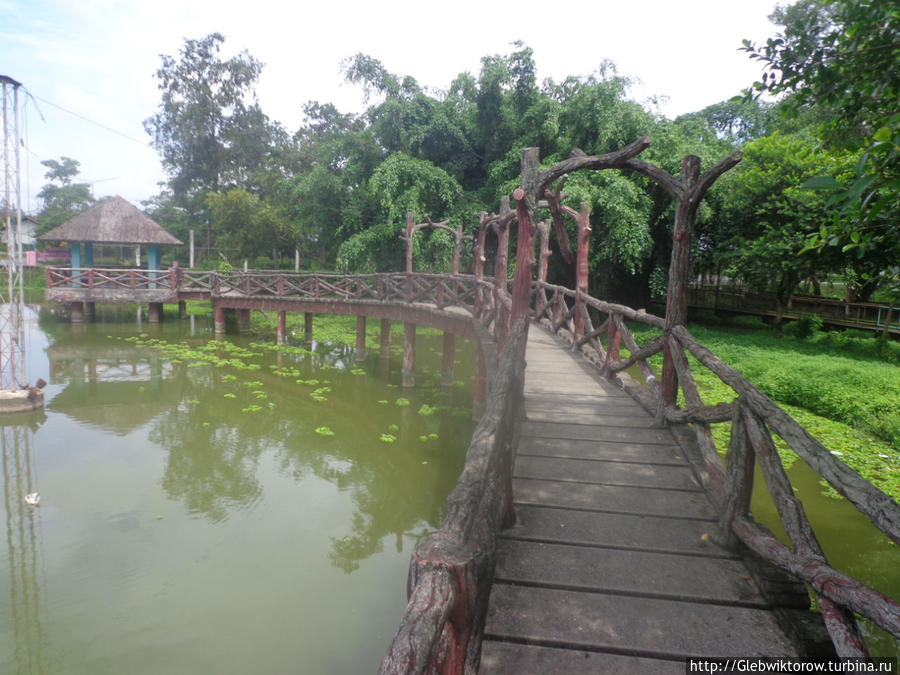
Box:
[628,316,900,500]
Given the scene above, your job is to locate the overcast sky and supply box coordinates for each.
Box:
[2,0,782,213]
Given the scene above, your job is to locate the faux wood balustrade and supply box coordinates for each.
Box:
[531,280,900,658]
[45,268,495,311]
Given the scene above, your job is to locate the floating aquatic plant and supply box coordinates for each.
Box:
[242,405,262,413]
[419,435,428,442]
[380,433,397,443]
[224,393,237,399]
[377,400,388,405]
[388,424,399,432]
[350,367,366,376]
[395,398,410,407]
[315,426,335,436]
[418,404,435,416]
[428,433,439,440]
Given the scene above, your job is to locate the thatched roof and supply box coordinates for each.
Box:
[38,196,183,246]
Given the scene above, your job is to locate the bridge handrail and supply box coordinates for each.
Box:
[44,268,508,315]
[532,280,900,655]
[379,318,528,674]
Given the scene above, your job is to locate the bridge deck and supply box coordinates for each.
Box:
[479,326,797,673]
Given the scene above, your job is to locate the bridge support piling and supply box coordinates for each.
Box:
[356,316,367,362]
[402,323,416,388]
[85,302,96,322]
[178,301,187,320]
[70,301,84,324]
[277,311,286,345]
[379,319,391,359]
[237,309,251,333]
[214,304,226,335]
[441,332,455,387]
[148,302,162,324]
[304,313,313,345]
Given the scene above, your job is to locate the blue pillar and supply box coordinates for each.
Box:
[70,243,82,287]
[148,244,160,288]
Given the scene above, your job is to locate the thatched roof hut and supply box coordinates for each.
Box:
[38,196,182,246]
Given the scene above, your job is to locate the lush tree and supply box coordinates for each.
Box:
[712,132,855,332]
[742,0,899,268]
[676,98,777,145]
[205,188,288,265]
[35,156,95,235]
[144,32,287,254]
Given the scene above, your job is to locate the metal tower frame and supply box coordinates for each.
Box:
[1,75,26,391]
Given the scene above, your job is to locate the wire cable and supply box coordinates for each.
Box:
[28,93,151,148]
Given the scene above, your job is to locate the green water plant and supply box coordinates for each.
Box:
[380,433,397,443]
[315,426,335,436]
[417,404,435,416]
[395,398,410,407]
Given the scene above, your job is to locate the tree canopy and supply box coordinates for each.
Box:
[136,29,898,315]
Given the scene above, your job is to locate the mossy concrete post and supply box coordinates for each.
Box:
[356,315,367,362]
[70,301,84,324]
[148,303,162,323]
[441,332,455,387]
[304,313,313,344]
[380,318,391,359]
[402,322,416,388]
[214,303,226,335]
[277,310,286,345]
[238,309,251,333]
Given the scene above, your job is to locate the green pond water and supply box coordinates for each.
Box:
[1,306,475,674]
[1,304,897,671]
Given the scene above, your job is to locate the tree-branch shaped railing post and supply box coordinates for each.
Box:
[474,211,489,316]
[535,220,551,315]
[492,196,514,343]
[621,151,742,406]
[573,203,591,342]
[510,148,541,325]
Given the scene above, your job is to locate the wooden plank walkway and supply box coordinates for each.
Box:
[479,326,798,673]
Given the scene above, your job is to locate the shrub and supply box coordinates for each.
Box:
[794,313,823,339]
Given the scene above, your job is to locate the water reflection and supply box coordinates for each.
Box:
[42,320,472,570]
[3,310,479,672]
[2,422,47,674]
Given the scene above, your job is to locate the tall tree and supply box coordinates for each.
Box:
[35,156,95,235]
[143,34,283,224]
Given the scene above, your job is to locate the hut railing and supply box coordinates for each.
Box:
[532,280,900,657]
[379,318,528,674]
[46,266,179,291]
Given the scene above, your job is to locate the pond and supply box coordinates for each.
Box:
[1,305,476,674]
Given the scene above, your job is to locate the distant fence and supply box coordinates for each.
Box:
[687,284,899,331]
